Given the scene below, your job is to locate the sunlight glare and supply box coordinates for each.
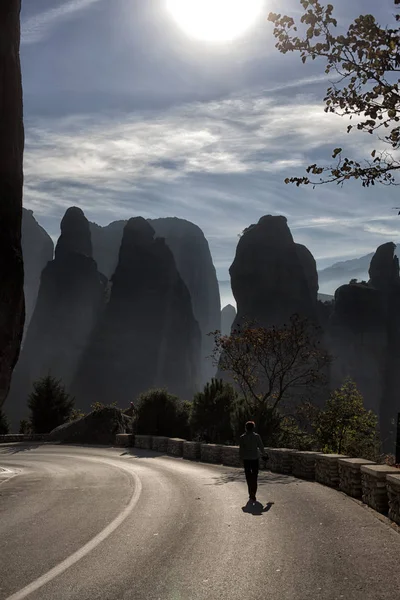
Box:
[166,0,264,43]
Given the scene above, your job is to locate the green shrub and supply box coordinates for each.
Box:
[313,379,380,459]
[0,408,10,435]
[90,401,117,412]
[135,389,190,438]
[28,375,75,433]
[190,378,237,444]
[68,408,86,421]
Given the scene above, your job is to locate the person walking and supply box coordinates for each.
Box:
[239,421,265,503]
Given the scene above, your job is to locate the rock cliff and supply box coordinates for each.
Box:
[72,218,201,409]
[150,217,220,383]
[221,304,236,336]
[230,215,318,328]
[21,209,54,332]
[7,207,105,427]
[0,1,25,407]
[89,216,220,383]
[328,242,400,451]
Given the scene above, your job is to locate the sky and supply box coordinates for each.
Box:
[20,0,400,305]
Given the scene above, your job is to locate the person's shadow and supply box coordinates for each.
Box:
[241,500,274,515]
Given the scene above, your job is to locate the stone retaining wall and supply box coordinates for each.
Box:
[292,451,322,480]
[167,438,185,457]
[200,443,222,464]
[338,458,375,498]
[0,434,50,443]
[151,436,169,453]
[120,432,400,528]
[387,474,400,526]
[315,454,348,488]
[115,433,134,447]
[361,465,400,513]
[222,445,241,467]
[134,434,152,450]
[268,448,295,475]
[183,441,201,461]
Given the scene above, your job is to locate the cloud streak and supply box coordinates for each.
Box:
[22,0,103,45]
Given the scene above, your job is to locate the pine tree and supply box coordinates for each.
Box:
[0,408,10,434]
[28,375,75,434]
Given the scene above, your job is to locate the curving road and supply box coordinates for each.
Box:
[0,444,399,600]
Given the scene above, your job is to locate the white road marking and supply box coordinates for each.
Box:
[4,455,142,600]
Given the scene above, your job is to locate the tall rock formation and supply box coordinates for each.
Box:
[89,216,220,384]
[7,207,105,427]
[21,209,54,332]
[72,218,201,410]
[221,304,236,336]
[150,218,220,383]
[0,1,25,406]
[328,242,400,452]
[230,215,318,328]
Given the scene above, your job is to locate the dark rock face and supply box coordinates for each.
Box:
[221,304,236,336]
[49,407,132,444]
[369,241,400,291]
[150,218,221,383]
[7,207,105,427]
[56,206,92,260]
[21,209,54,331]
[230,215,318,328]
[0,1,25,407]
[328,243,400,451]
[89,217,221,384]
[72,218,201,410]
[90,220,126,278]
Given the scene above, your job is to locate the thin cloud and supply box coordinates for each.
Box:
[22,0,103,45]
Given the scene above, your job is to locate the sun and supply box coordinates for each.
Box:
[166,0,265,43]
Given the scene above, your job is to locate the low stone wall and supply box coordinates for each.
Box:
[268,448,295,475]
[387,473,400,526]
[167,438,185,457]
[183,441,201,461]
[115,433,134,447]
[151,436,169,453]
[222,445,241,467]
[338,458,375,498]
[200,443,223,464]
[134,434,152,450]
[315,454,348,488]
[361,465,400,513]
[292,451,322,480]
[0,434,50,443]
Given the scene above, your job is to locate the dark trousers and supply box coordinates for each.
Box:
[243,459,259,498]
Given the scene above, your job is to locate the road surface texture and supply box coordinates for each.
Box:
[0,444,399,600]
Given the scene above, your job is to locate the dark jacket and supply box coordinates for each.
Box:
[239,431,265,460]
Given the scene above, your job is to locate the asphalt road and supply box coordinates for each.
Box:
[0,444,399,600]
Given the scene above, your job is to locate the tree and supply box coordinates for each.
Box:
[212,315,330,440]
[311,378,380,458]
[135,388,190,439]
[190,378,237,444]
[268,0,400,187]
[0,1,25,407]
[28,375,75,433]
[0,408,10,434]
[19,419,32,434]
